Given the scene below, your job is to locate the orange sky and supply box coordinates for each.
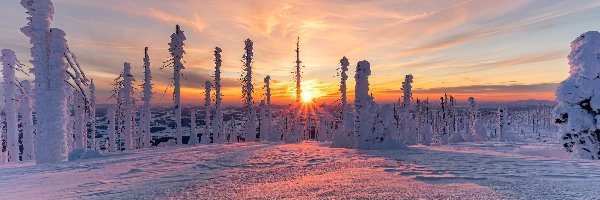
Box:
[2,0,600,105]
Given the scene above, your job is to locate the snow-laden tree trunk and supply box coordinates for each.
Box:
[141,47,152,148]
[354,60,371,149]
[190,109,198,145]
[107,105,117,152]
[212,47,223,143]
[241,39,256,141]
[202,81,212,144]
[20,80,35,161]
[169,25,186,145]
[73,90,86,150]
[122,62,134,150]
[2,49,20,162]
[89,79,97,149]
[554,31,600,159]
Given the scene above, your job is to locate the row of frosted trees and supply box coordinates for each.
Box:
[1,0,564,164]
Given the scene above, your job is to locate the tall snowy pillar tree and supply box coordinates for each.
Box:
[21,0,73,164]
[141,47,153,148]
[241,39,256,142]
[554,31,600,159]
[2,49,21,162]
[212,47,223,143]
[354,60,372,149]
[332,56,351,148]
[122,62,135,150]
[169,25,186,145]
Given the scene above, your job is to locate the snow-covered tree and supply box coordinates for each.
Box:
[20,80,35,161]
[141,47,152,148]
[73,90,86,150]
[294,37,302,103]
[202,81,212,144]
[212,47,223,143]
[418,99,433,145]
[2,49,21,162]
[262,76,273,141]
[497,107,510,142]
[402,74,413,108]
[21,0,90,163]
[122,62,135,150]
[332,56,352,148]
[89,79,97,149]
[107,105,117,152]
[168,25,186,145]
[448,95,465,143]
[554,31,600,159]
[400,74,417,145]
[354,60,372,149]
[241,39,256,141]
[468,97,486,141]
[190,109,199,145]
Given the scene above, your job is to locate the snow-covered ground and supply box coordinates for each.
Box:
[1,141,599,199]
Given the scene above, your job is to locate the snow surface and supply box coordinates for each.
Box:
[1,141,599,199]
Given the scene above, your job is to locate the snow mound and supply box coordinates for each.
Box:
[68,149,106,161]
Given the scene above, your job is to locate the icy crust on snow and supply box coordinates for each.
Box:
[1,142,600,199]
[554,31,600,159]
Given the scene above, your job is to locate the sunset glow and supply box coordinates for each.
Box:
[1,1,599,105]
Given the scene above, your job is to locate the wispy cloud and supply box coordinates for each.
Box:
[1,0,598,104]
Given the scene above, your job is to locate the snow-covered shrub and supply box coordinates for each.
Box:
[553,31,600,159]
[371,104,406,149]
[168,25,186,145]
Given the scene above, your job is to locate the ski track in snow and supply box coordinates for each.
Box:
[1,142,600,200]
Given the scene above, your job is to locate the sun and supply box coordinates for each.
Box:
[301,90,314,103]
